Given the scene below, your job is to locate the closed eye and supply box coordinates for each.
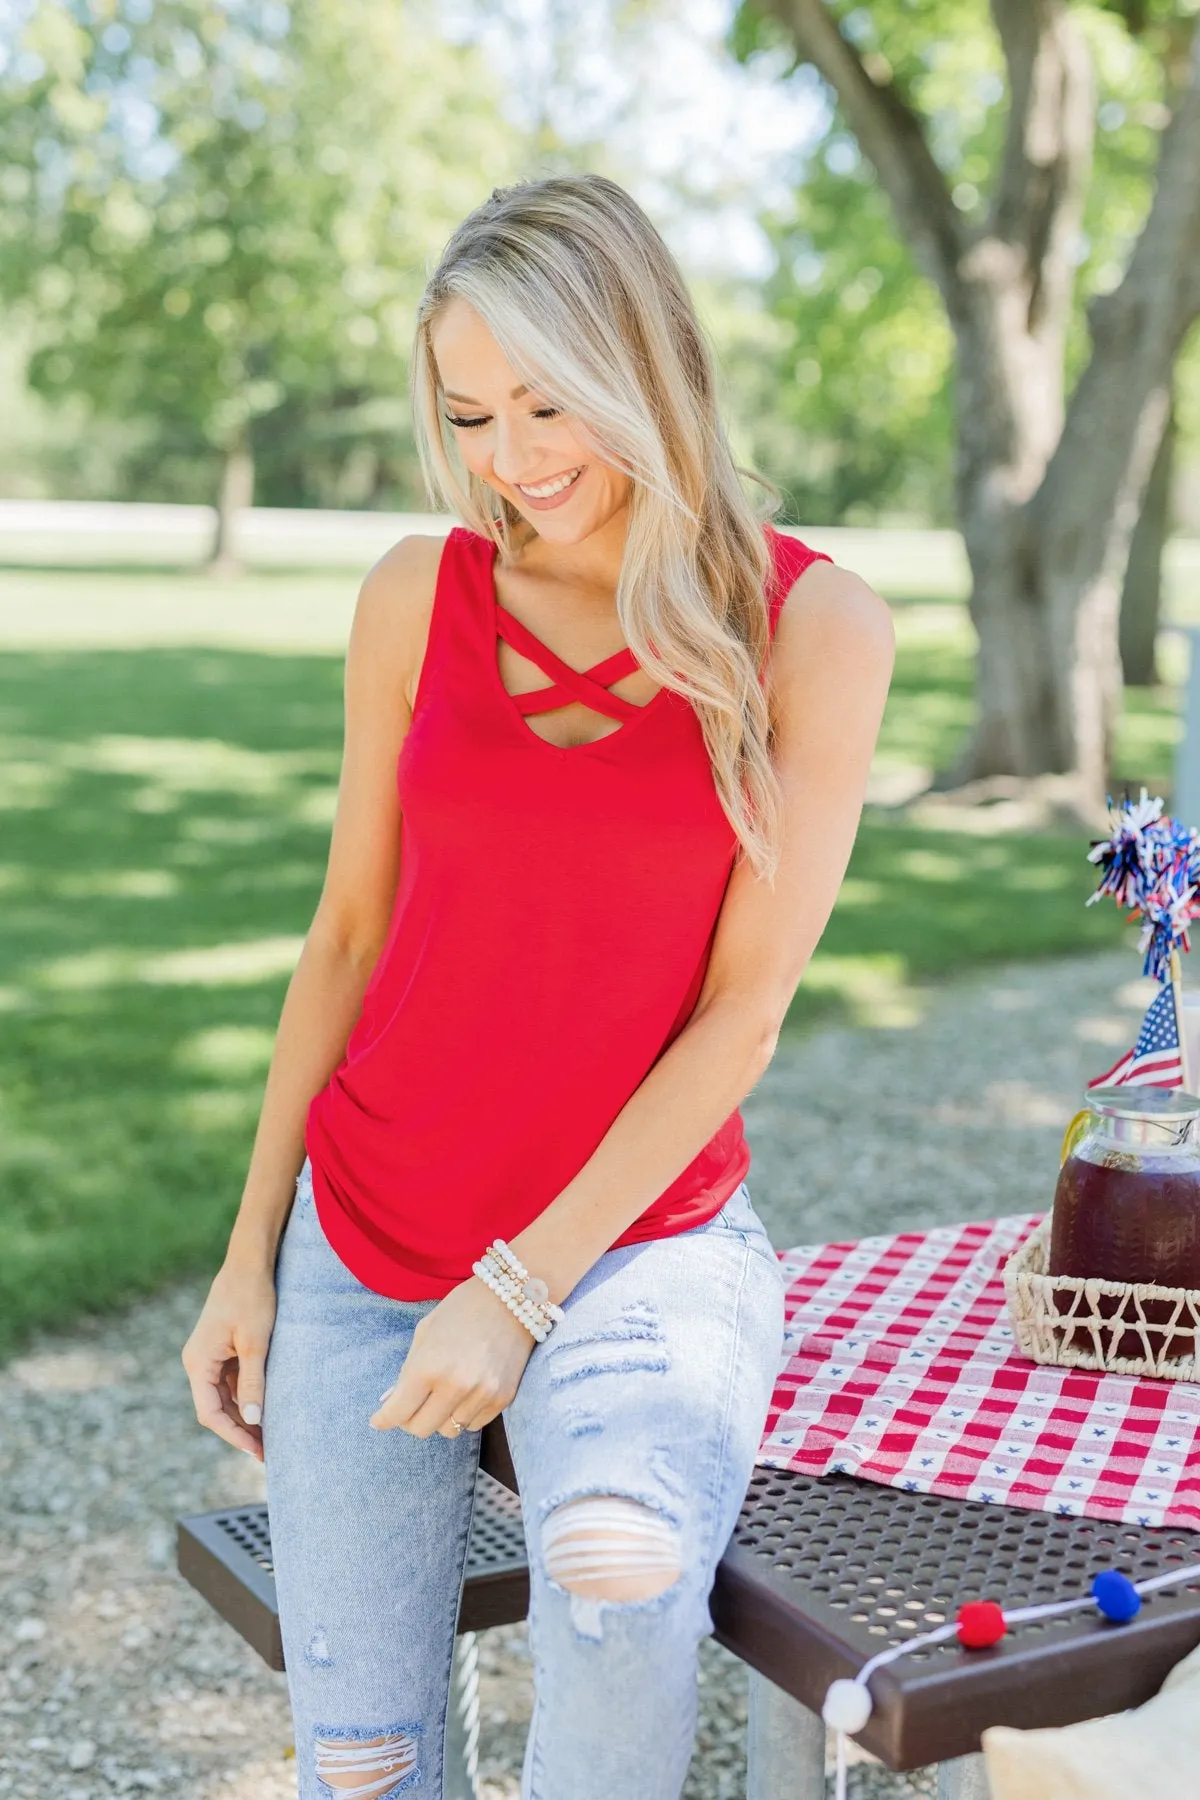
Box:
[443,406,563,430]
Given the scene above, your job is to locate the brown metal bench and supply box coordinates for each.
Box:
[178,1418,1200,1799]
[176,1467,529,1672]
[177,1424,526,1800]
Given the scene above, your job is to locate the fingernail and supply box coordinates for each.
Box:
[241,1403,262,1426]
[377,1384,395,1406]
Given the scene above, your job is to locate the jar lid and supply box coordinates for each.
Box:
[1088,1085,1200,1121]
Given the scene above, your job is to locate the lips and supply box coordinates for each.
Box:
[514,467,584,509]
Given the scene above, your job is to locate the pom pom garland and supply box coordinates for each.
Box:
[956,1600,1007,1648]
[822,1557,1200,1800]
[1092,1569,1141,1623]
[822,1679,874,1734]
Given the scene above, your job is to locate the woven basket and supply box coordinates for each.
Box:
[1003,1218,1200,1381]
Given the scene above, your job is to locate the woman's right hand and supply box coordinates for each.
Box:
[182,1261,278,1462]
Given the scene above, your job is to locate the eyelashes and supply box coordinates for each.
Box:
[443,407,563,430]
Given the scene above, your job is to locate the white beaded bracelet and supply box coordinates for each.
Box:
[472,1258,550,1341]
[488,1239,566,1324]
[477,1252,558,1339]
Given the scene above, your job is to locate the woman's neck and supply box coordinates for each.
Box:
[510,504,630,601]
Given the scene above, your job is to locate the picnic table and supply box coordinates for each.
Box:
[178,1214,1200,1797]
[178,1415,1200,1798]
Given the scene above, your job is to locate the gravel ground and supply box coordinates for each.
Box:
[0,949,1151,1800]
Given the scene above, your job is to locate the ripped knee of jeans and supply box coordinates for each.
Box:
[313,1725,420,1799]
[540,1493,682,1607]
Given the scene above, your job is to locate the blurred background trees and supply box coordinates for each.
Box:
[737,0,1200,814]
[0,0,518,532]
[3,1,1197,538]
[1,0,1199,796]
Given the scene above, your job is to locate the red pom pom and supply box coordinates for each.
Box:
[956,1601,1007,1649]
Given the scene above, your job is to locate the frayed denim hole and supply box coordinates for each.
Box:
[539,1491,683,1643]
[563,1406,604,1437]
[547,1349,670,1389]
[536,1481,683,1531]
[544,1298,670,1386]
[312,1722,422,1800]
[545,1318,665,1356]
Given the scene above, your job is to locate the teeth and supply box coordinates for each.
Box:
[517,468,582,499]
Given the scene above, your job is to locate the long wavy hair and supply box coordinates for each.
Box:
[411,173,784,880]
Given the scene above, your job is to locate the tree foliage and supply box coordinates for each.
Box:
[732,0,1200,804]
[734,0,1200,529]
[0,0,519,508]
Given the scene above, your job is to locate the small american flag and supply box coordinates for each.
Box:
[1087,981,1183,1088]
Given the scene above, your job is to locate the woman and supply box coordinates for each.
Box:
[182,173,893,1800]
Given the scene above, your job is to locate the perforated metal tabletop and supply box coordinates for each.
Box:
[712,1465,1200,1769]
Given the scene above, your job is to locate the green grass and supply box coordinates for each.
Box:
[0,647,342,1356]
[0,590,1184,1355]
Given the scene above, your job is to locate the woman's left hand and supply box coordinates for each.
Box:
[369,1274,538,1438]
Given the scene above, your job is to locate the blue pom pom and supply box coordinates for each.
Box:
[1093,1570,1141,1623]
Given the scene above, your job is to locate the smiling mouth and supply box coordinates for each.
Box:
[515,467,584,499]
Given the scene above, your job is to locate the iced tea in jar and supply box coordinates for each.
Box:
[1050,1086,1200,1356]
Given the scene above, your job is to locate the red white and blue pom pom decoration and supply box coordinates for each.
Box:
[821,1558,1200,1800]
[1086,790,1200,982]
[1135,846,1199,983]
[1087,789,1166,912]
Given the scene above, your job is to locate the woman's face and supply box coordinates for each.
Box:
[430,297,631,547]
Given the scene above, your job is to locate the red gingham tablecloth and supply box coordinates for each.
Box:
[755,1214,1200,1532]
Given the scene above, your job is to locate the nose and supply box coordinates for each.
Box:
[490,413,541,486]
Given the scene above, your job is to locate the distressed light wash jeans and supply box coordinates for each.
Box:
[263,1156,787,1800]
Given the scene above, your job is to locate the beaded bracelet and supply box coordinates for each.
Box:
[477,1250,562,1336]
[480,1248,559,1321]
[472,1257,551,1341]
[471,1238,565,1342]
[489,1239,566,1325]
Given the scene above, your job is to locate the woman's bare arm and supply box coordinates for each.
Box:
[224,536,441,1266]
[181,534,442,1454]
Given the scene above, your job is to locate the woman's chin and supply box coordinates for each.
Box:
[510,493,629,547]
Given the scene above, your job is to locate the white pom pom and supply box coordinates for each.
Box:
[821,1679,872,1734]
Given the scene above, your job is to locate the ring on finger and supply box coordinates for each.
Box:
[450,1414,470,1433]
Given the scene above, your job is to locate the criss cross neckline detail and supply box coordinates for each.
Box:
[495,602,644,724]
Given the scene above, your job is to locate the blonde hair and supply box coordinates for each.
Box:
[411,173,784,880]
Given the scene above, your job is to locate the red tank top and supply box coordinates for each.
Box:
[305,522,832,1298]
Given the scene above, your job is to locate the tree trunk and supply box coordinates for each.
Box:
[760,0,1200,816]
[952,364,1173,815]
[209,433,255,577]
[1120,395,1176,687]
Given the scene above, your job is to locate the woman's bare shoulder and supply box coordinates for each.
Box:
[773,558,895,669]
[349,534,448,713]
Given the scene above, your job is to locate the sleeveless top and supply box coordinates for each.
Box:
[305,522,833,1298]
